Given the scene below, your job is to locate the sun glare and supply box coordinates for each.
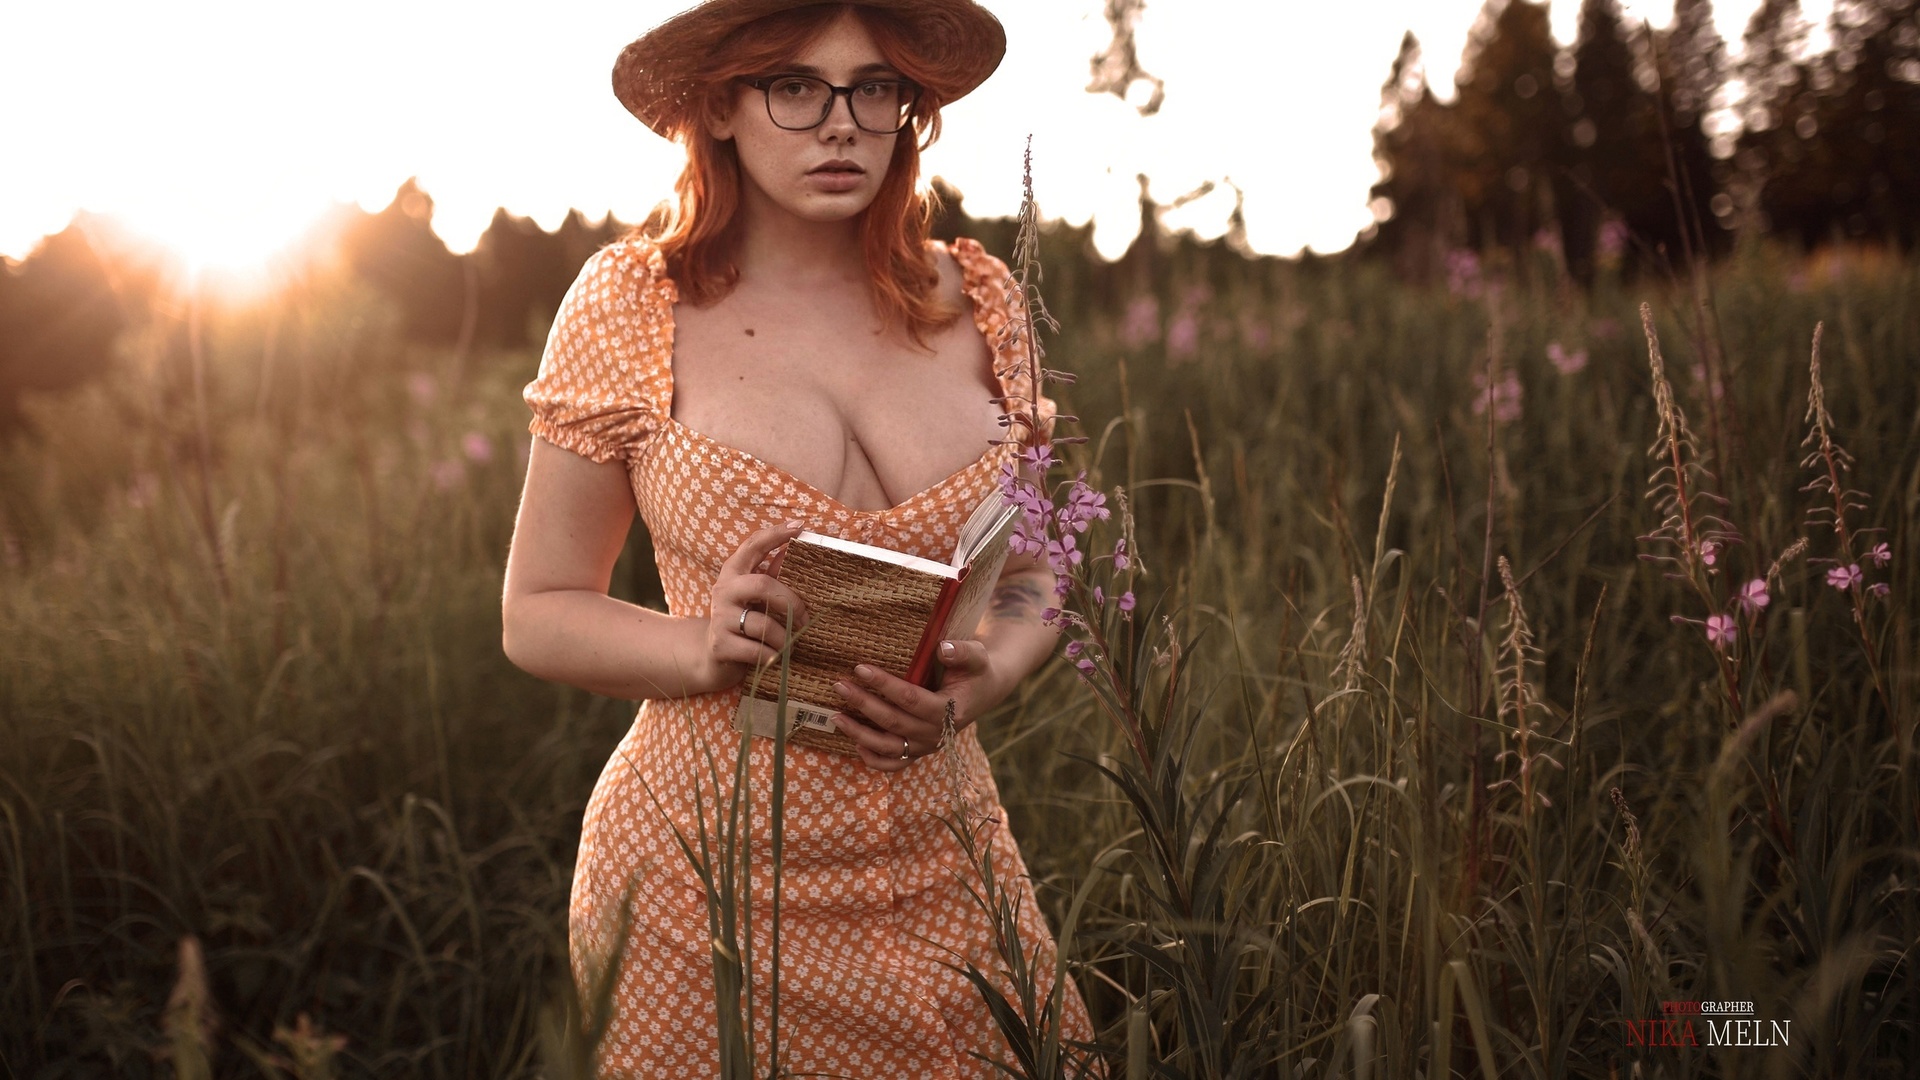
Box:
[119,198,330,287]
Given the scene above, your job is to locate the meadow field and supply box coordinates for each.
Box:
[1,230,1914,1078]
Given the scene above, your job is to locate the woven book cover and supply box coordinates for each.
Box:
[734,495,1018,755]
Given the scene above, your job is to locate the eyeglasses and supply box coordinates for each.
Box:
[745,74,920,135]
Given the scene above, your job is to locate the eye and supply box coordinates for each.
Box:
[854,81,890,100]
[769,77,818,99]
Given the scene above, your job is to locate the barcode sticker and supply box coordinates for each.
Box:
[792,705,837,731]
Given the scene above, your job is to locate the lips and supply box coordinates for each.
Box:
[808,160,865,176]
[804,159,868,194]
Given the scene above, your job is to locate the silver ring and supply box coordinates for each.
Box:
[900,737,911,761]
[738,608,750,635]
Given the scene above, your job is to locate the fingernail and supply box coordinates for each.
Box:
[834,681,854,698]
[939,641,956,661]
[853,664,876,683]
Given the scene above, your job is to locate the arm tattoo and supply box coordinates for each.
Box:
[986,576,1048,622]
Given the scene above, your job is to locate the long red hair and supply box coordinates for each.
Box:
[643,4,972,344]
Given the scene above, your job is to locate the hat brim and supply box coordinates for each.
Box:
[613,0,1006,137]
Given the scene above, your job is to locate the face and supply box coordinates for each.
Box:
[709,10,903,225]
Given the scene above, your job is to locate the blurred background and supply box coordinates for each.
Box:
[2,1,1916,1076]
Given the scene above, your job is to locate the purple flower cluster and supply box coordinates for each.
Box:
[1444,248,1483,300]
[997,437,1136,652]
[1471,368,1523,424]
[1546,341,1588,376]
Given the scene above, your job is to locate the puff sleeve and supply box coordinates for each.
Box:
[949,238,1058,450]
[522,239,675,465]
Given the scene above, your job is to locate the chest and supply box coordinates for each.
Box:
[667,288,1003,512]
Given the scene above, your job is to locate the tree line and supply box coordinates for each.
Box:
[1365,0,1919,280]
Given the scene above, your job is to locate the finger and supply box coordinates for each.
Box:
[834,674,942,742]
[720,576,810,631]
[832,714,913,772]
[736,610,793,652]
[848,663,943,725]
[935,638,991,675]
[720,522,806,580]
[716,631,783,671]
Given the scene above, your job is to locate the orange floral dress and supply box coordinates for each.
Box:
[524,235,1092,1077]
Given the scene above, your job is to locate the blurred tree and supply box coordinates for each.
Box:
[1659,0,1732,250]
[474,209,571,349]
[1451,0,1568,253]
[475,208,630,349]
[0,226,125,436]
[1367,31,1468,277]
[337,179,468,347]
[1669,0,1728,130]
[1739,0,1920,246]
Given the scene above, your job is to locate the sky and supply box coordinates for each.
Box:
[2,0,1805,269]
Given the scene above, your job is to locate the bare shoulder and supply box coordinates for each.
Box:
[928,242,969,309]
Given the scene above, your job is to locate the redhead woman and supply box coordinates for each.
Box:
[500,0,1093,1073]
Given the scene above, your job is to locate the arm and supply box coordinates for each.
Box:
[501,437,808,701]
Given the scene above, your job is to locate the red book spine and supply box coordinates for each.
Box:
[904,569,967,688]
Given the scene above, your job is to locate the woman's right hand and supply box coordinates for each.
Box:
[702,523,812,687]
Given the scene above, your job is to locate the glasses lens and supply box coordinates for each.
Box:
[850,81,913,133]
[765,76,831,129]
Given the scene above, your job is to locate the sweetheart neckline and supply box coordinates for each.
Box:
[660,415,1007,516]
[657,238,1011,517]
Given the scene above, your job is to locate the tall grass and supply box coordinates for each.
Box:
[1,235,1915,1076]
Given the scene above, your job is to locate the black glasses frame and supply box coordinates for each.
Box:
[744,74,921,135]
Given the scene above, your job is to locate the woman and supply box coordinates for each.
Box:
[500,0,1092,1074]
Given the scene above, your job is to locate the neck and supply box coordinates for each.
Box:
[731,187,868,287]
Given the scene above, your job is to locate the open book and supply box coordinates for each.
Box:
[732,493,1022,755]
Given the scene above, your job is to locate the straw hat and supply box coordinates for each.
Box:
[613,0,1006,137]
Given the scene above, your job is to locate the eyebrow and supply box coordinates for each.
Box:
[777,62,902,78]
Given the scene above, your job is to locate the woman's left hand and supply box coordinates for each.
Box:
[830,640,1002,773]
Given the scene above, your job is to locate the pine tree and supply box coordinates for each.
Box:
[1366,32,1466,273]
[1452,0,1568,253]
[1562,0,1668,272]
[1738,0,1919,246]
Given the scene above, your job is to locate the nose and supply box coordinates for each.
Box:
[818,89,858,140]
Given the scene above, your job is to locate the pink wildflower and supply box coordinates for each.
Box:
[125,473,160,510]
[1165,313,1200,360]
[1698,540,1719,567]
[1239,316,1272,352]
[1867,542,1891,568]
[1444,248,1483,299]
[461,432,494,464]
[1045,533,1081,571]
[1064,640,1083,658]
[1117,591,1136,613]
[1060,478,1110,533]
[1826,564,1863,590]
[1868,582,1890,598]
[1470,369,1523,424]
[1074,657,1097,677]
[1019,442,1056,474]
[429,459,465,492]
[1598,218,1629,261]
[1111,538,1130,571]
[1120,296,1160,349]
[1705,614,1737,649]
[1007,521,1042,557]
[1547,342,1589,375]
[1736,578,1770,615]
[407,372,438,408]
